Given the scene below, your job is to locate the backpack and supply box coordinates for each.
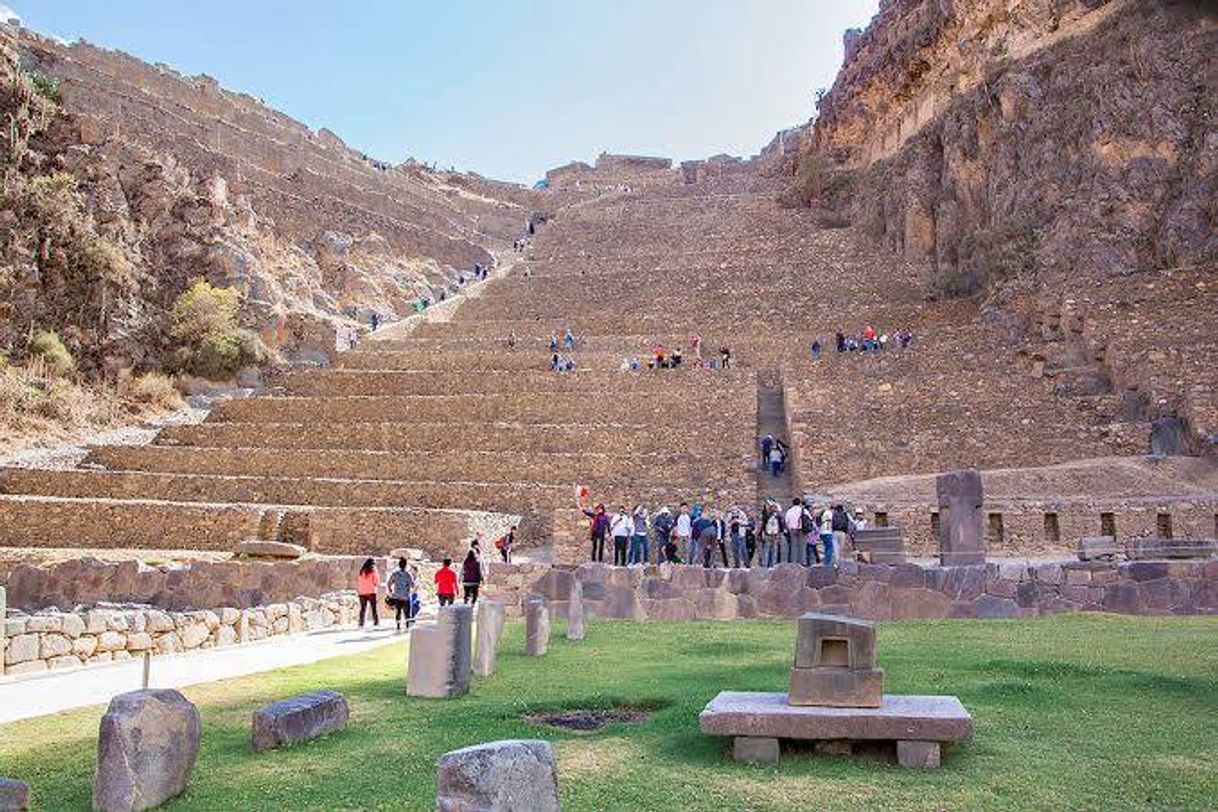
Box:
[832,508,850,533]
[494,535,507,551]
[764,514,780,535]
[800,509,816,534]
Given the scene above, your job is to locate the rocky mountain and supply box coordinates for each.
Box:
[1,25,533,375]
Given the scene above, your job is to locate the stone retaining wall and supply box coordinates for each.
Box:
[2,592,359,676]
[481,558,1218,620]
[4,556,371,612]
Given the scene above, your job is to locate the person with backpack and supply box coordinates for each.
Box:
[728,506,750,568]
[495,526,515,563]
[386,557,415,631]
[582,503,610,562]
[462,550,483,604]
[832,504,851,562]
[609,506,633,566]
[673,503,693,562]
[760,503,782,568]
[768,444,784,478]
[652,507,674,563]
[356,558,380,628]
[435,558,458,606]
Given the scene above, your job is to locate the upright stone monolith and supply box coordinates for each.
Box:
[936,469,986,566]
[92,689,201,812]
[407,604,473,698]
[525,598,550,656]
[474,600,506,677]
[566,580,585,641]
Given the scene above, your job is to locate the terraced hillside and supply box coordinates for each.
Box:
[2,155,1175,560]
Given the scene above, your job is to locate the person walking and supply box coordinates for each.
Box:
[356,558,380,628]
[610,506,633,566]
[387,557,415,631]
[435,557,458,606]
[629,505,650,565]
[462,550,483,604]
[582,503,610,562]
[768,444,784,478]
[760,434,774,467]
[496,526,516,563]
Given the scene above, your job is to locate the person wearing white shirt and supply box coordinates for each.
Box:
[610,506,633,566]
[818,506,836,567]
[784,500,806,565]
[674,502,693,563]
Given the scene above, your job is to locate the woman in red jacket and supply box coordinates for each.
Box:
[434,558,458,606]
[357,558,380,628]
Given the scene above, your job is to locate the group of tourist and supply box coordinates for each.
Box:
[353,526,517,629]
[579,499,866,569]
[810,328,915,358]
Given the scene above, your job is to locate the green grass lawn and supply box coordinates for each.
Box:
[3,614,1217,810]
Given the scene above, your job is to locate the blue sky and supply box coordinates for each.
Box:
[19,1,879,183]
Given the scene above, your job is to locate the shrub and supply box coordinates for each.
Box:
[27,330,75,377]
[778,152,855,209]
[168,279,267,380]
[25,71,60,104]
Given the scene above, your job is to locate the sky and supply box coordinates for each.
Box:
[19,1,880,183]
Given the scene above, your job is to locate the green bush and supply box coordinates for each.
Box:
[27,330,75,377]
[778,151,855,209]
[168,279,267,380]
[25,71,61,104]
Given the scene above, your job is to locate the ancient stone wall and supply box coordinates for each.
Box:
[2,592,358,676]
[482,558,1218,620]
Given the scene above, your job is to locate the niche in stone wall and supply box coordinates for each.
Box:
[1100,512,1116,538]
[987,512,1005,545]
[874,512,889,527]
[1043,512,1060,544]
[1157,513,1173,539]
[930,511,941,539]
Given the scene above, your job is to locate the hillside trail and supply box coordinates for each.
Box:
[756,368,797,505]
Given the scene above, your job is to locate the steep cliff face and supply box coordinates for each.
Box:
[797,0,1218,445]
[3,28,532,374]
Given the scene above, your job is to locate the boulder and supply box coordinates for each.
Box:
[251,690,349,752]
[436,740,560,812]
[0,778,29,811]
[524,598,550,656]
[234,540,307,560]
[566,581,586,641]
[93,689,201,812]
[474,601,506,678]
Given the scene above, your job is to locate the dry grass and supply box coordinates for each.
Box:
[0,362,184,456]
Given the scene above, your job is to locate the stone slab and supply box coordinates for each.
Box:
[1077,536,1118,561]
[473,600,505,678]
[525,598,550,656]
[936,469,985,566]
[897,739,941,769]
[700,692,973,743]
[234,540,307,559]
[251,690,349,752]
[1125,538,1217,561]
[732,736,779,763]
[788,667,884,708]
[407,604,472,698]
[566,580,586,641]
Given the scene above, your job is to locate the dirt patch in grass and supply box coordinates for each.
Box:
[524,708,652,733]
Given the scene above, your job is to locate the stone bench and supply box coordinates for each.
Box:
[251,690,350,752]
[699,691,973,768]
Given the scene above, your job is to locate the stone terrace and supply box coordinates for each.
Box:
[0,163,1203,560]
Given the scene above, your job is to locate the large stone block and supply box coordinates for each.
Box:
[474,600,506,677]
[0,778,29,811]
[896,739,941,769]
[407,604,473,699]
[566,581,586,641]
[93,689,201,812]
[788,666,884,708]
[234,540,307,559]
[732,736,779,763]
[436,739,560,812]
[525,598,550,656]
[936,469,985,566]
[794,614,877,670]
[251,690,349,752]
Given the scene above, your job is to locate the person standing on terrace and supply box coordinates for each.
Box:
[582,503,610,562]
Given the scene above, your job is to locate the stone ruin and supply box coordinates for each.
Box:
[406,604,473,699]
[700,613,973,768]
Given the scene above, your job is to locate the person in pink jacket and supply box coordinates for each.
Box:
[357,558,380,628]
